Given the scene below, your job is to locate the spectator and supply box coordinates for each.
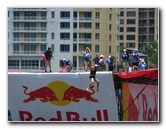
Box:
[93,53,100,71]
[106,55,114,71]
[44,47,53,72]
[98,55,106,71]
[139,59,147,71]
[131,49,139,72]
[120,49,130,73]
[62,59,73,72]
[82,47,90,72]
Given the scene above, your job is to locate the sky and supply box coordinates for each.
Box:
[1,0,164,128]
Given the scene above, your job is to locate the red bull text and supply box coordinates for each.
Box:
[19,109,109,121]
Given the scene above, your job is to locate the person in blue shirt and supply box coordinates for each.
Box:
[106,55,114,71]
[139,59,147,71]
[82,47,90,72]
[92,53,100,71]
[131,49,140,72]
[120,49,130,73]
[63,59,73,72]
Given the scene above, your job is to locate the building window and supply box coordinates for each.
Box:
[126,42,135,48]
[127,11,136,17]
[120,11,124,16]
[138,43,146,50]
[73,22,77,29]
[21,60,39,69]
[73,44,77,52]
[109,35,111,41]
[95,23,100,29]
[127,27,136,32]
[120,35,124,40]
[127,19,135,24]
[60,11,70,19]
[95,45,100,53]
[40,44,46,53]
[51,32,54,39]
[60,22,70,29]
[109,14,112,20]
[60,45,70,52]
[109,46,111,53]
[120,19,124,24]
[51,11,55,18]
[13,33,20,41]
[127,35,135,40]
[51,44,54,52]
[120,43,124,47]
[24,44,36,54]
[40,60,45,70]
[8,11,10,17]
[40,33,47,41]
[109,24,112,30]
[60,33,70,40]
[95,33,100,40]
[59,60,64,67]
[120,27,124,32]
[13,44,19,54]
[96,12,100,19]
[8,60,19,69]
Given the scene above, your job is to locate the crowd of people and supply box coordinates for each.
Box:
[43,47,148,74]
[121,48,148,73]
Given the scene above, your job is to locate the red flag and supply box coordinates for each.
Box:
[41,54,48,64]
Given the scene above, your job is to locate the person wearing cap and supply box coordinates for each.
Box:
[131,49,139,72]
[82,47,91,72]
[98,55,106,71]
[106,55,114,71]
[86,64,100,93]
[139,58,147,71]
[44,47,53,72]
[120,49,130,73]
[93,53,100,71]
[62,58,73,72]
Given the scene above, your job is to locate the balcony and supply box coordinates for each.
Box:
[13,38,47,43]
[13,27,47,32]
[13,16,47,21]
[13,50,43,55]
[79,17,92,21]
[79,38,92,43]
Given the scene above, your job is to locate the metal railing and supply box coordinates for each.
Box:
[13,16,47,20]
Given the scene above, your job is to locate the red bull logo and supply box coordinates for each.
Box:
[23,80,98,106]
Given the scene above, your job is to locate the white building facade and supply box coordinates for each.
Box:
[8,8,74,72]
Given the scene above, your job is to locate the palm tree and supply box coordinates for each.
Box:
[142,40,158,67]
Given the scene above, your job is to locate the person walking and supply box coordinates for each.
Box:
[106,55,114,71]
[82,47,90,72]
[120,49,130,73]
[86,65,100,93]
[44,47,53,72]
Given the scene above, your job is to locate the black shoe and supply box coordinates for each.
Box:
[45,70,47,72]
[50,70,52,72]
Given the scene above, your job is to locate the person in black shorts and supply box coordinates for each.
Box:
[131,49,139,71]
[86,65,100,93]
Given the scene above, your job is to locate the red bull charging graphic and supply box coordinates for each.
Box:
[23,80,98,106]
